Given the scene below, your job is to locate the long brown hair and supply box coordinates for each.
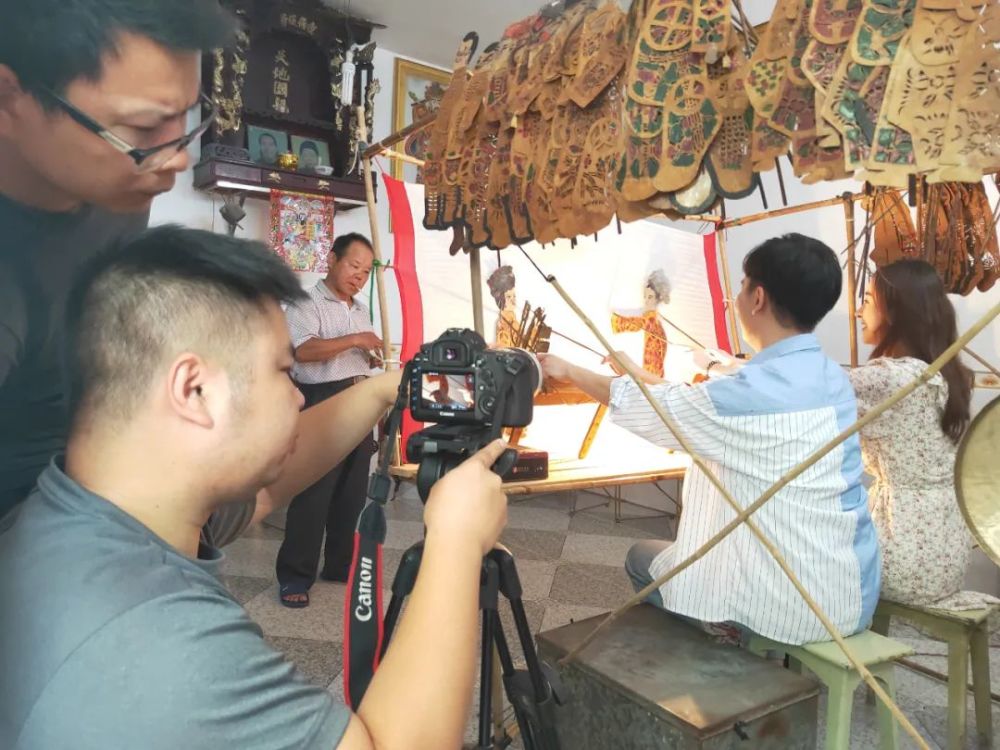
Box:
[871,260,973,442]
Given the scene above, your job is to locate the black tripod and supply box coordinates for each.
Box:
[381,542,564,749]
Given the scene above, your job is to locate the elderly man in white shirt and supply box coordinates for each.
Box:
[542,234,880,646]
[277,232,384,608]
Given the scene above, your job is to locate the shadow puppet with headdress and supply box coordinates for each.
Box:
[610,269,671,378]
[487,265,518,348]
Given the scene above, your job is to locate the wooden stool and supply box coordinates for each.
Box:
[872,600,996,750]
[748,631,914,750]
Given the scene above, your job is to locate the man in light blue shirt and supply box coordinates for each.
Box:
[542,234,880,645]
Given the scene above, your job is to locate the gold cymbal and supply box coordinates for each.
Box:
[956,395,1000,568]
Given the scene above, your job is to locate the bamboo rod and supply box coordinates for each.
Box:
[720,192,866,229]
[546,282,1000,749]
[357,106,392,366]
[964,347,1000,380]
[715,227,742,355]
[470,246,485,337]
[362,110,438,159]
[843,193,860,368]
[379,150,425,167]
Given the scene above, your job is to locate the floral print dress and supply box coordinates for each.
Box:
[849,357,998,610]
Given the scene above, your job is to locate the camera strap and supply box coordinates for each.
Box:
[343,363,411,709]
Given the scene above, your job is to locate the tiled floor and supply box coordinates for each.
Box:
[225,483,999,749]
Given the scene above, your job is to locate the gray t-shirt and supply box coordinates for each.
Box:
[0,462,350,749]
[0,192,254,541]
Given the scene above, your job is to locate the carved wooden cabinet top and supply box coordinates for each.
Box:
[195,0,383,203]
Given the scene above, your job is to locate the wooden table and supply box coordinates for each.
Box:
[390,454,689,522]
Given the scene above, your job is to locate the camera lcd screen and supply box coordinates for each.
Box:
[421,372,475,412]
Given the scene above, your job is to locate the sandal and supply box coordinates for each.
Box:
[279,584,310,609]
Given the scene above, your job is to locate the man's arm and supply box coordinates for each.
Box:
[252,369,402,522]
[295,331,381,364]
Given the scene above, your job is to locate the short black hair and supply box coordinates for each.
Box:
[67,225,305,424]
[2,0,237,98]
[299,140,319,155]
[330,232,374,261]
[742,233,842,332]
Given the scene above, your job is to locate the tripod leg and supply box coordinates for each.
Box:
[478,610,496,749]
[490,548,565,750]
[477,556,501,749]
[380,542,424,659]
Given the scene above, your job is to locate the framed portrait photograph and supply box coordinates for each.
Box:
[290,136,331,174]
[392,58,452,183]
[247,125,289,167]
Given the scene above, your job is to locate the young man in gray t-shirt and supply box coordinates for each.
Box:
[0,227,510,749]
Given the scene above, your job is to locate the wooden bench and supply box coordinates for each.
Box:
[873,599,996,750]
[536,604,821,749]
[748,630,914,749]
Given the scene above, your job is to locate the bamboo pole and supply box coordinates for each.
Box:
[720,192,866,229]
[470,246,485,337]
[964,347,1000,379]
[362,110,438,159]
[843,193,860,367]
[715,226,742,355]
[379,150,425,167]
[357,106,392,366]
[544,279,1000,749]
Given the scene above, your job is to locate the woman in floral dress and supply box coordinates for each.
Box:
[852,259,996,609]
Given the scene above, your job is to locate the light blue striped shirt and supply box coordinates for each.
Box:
[610,334,880,644]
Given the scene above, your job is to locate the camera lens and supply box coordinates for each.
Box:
[445,347,458,361]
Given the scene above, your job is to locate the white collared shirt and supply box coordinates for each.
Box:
[610,334,880,644]
[285,281,374,384]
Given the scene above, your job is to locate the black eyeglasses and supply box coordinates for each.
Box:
[38,88,217,173]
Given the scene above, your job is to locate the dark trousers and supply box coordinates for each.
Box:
[276,378,376,589]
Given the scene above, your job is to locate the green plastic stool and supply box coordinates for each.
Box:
[873,600,996,750]
[748,630,913,750]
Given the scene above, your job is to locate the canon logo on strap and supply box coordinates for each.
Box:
[354,556,374,622]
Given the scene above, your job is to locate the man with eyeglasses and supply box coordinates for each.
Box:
[0,2,235,526]
[0,2,399,547]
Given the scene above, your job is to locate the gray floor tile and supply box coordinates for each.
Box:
[548,563,634,609]
[560,533,642,568]
[266,635,343,688]
[505,504,572,532]
[568,505,675,540]
[509,559,557,601]
[221,574,272,605]
[509,492,578,512]
[384,520,426,551]
[244,581,366,642]
[539,602,612,633]
[498,528,566,561]
[219,536,281,579]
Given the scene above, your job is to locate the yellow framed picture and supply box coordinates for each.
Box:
[391,57,452,183]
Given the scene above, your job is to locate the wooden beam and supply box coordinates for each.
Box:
[357,106,392,367]
[362,110,438,160]
[715,227,742,355]
[843,193,860,368]
[720,192,866,229]
[469,245,485,337]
